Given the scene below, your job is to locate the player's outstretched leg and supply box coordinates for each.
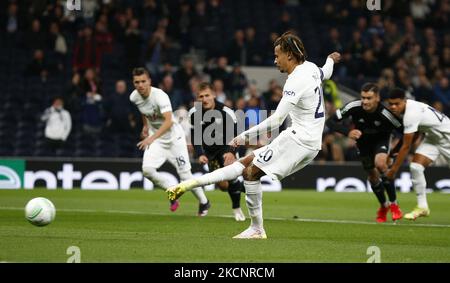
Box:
[178,170,210,216]
[143,166,180,212]
[405,163,430,220]
[167,161,245,201]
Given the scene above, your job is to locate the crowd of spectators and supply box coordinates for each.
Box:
[0,0,449,160]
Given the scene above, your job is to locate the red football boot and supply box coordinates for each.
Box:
[390,203,403,221]
[376,206,389,223]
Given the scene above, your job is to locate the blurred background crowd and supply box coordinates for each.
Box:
[0,0,449,161]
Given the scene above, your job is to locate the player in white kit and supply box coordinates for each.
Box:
[167,32,341,238]
[130,68,210,216]
[386,88,450,220]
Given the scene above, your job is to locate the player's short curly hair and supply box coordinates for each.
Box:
[274,31,307,63]
[388,88,406,100]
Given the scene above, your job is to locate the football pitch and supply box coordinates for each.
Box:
[0,189,449,263]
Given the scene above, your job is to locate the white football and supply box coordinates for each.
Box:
[25,197,56,226]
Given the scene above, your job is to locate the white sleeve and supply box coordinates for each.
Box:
[41,108,52,121]
[239,98,294,139]
[320,57,334,80]
[403,111,420,134]
[158,92,173,114]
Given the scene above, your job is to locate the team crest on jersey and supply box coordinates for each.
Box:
[374,121,381,126]
[359,118,365,123]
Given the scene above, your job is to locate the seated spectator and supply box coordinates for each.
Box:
[64,72,84,115]
[105,80,137,134]
[25,49,51,79]
[174,56,198,93]
[73,26,99,73]
[159,74,183,110]
[227,64,248,100]
[245,26,263,66]
[81,68,101,95]
[41,97,72,155]
[203,56,230,86]
[227,29,246,66]
[433,77,450,113]
[81,91,104,135]
[23,18,46,50]
[212,79,228,104]
[124,18,142,72]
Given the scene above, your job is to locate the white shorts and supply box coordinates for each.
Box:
[416,136,450,166]
[142,136,191,173]
[252,131,319,180]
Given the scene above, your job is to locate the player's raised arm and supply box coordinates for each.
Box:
[321,52,341,80]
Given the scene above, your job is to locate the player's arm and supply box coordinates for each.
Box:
[326,101,361,139]
[137,112,173,150]
[41,107,52,121]
[386,132,415,180]
[320,52,341,80]
[140,114,149,140]
[325,113,351,136]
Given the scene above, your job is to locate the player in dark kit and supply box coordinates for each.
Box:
[326,83,404,222]
[189,82,246,221]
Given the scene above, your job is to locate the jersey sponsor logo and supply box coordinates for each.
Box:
[283,90,295,96]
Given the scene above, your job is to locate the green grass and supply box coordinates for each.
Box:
[0,189,449,263]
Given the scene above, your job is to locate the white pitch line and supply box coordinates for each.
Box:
[2,206,450,228]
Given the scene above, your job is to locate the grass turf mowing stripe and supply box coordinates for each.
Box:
[2,206,449,228]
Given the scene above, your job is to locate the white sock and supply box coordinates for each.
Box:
[142,166,172,189]
[195,162,245,186]
[179,170,208,204]
[410,162,428,209]
[244,180,263,230]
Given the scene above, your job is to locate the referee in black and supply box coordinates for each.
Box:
[326,83,404,223]
[189,82,245,221]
